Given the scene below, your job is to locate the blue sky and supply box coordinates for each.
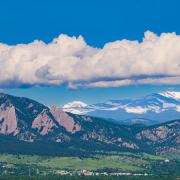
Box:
[1,0,180,106]
[1,0,180,46]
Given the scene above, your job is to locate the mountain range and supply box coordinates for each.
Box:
[63,91,180,125]
[0,92,179,156]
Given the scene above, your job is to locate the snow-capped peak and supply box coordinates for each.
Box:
[159,91,180,100]
[63,101,88,109]
[62,91,180,122]
[63,101,89,115]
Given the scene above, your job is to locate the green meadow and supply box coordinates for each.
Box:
[0,152,179,179]
[0,152,169,171]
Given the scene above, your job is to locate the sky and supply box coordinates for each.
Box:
[1,0,180,106]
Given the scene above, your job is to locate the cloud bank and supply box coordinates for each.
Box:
[0,31,180,88]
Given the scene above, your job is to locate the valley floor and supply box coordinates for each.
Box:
[0,152,179,179]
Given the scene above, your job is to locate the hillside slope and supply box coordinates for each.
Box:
[0,93,179,156]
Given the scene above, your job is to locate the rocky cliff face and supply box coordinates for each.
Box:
[136,120,180,155]
[0,93,179,156]
[0,105,17,134]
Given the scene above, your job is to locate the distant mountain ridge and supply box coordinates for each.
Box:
[63,91,180,125]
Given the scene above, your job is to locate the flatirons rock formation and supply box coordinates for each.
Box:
[0,93,138,150]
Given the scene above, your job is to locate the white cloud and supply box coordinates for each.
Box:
[81,80,132,88]
[125,106,148,114]
[0,31,180,88]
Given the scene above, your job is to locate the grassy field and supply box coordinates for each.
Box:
[0,152,166,171]
[0,152,179,178]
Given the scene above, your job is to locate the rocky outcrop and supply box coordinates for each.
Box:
[32,107,81,135]
[0,105,17,134]
[135,120,180,154]
[32,110,57,135]
[50,106,81,133]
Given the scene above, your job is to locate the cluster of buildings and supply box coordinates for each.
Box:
[53,169,150,177]
[54,169,93,176]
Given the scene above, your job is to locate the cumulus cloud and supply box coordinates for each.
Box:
[0,31,180,88]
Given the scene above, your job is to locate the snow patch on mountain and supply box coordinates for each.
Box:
[176,106,180,112]
[147,105,161,113]
[159,91,180,100]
